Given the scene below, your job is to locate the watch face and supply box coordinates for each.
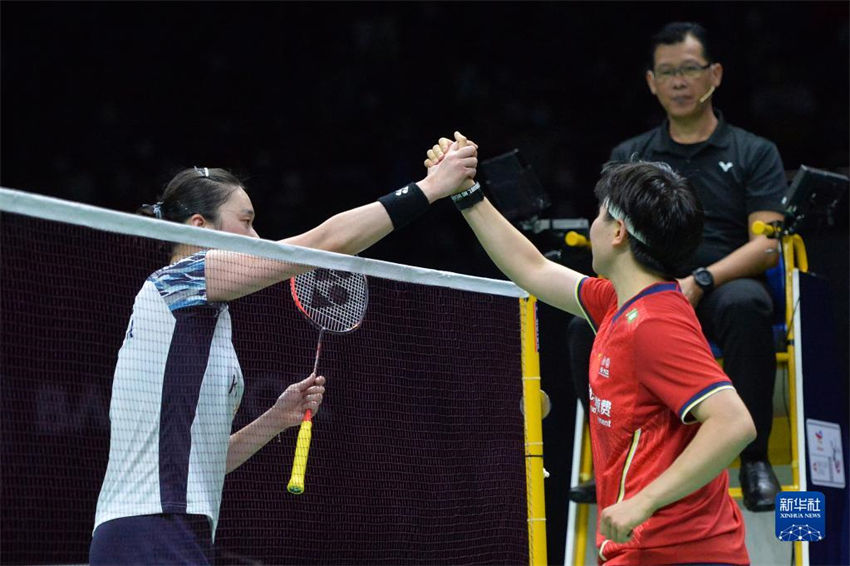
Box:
[694,269,712,288]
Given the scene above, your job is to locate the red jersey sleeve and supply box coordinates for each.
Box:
[576,277,617,333]
[633,313,734,423]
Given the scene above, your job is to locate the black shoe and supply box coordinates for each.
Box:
[739,460,781,512]
[568,479,597,504]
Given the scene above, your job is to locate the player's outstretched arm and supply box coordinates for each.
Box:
[426,133,586,316]
[205,140,477,302]
[460,196,586,316]
[284,139,477,253]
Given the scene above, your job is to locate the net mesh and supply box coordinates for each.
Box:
[0,193,528,565]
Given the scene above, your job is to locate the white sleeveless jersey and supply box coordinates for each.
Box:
[94,251,244,539]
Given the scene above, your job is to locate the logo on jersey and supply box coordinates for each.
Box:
[626,309,638,323]
[588,385,613,427]
[395,187,409,196]
[718,161,734,172]
[598,355,611,378]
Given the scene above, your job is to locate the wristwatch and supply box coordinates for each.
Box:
[692,267,715,293]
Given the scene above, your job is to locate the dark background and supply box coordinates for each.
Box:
[2,2,848,564]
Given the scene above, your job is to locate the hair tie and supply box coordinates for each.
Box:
[152,202,164,219]
[194,166,210,177]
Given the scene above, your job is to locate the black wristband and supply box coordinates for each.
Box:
[451,182,484,210]
[377,182,430,229]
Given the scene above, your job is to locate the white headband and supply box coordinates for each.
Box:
[603,198,649,245]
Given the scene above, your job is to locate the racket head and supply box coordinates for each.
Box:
[290,268,369,334]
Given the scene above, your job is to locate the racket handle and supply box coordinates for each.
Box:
[287,409,313,494]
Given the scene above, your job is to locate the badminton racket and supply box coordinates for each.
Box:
[286,267,369,494]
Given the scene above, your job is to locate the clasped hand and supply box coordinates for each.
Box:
[423,131,479,196]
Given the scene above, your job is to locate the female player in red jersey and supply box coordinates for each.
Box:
[428,136,755,565]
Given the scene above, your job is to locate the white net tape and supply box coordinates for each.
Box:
[0,187,528,298]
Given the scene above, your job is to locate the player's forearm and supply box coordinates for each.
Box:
[309,173,460,252]
[207,203,394,302]
[631,413,755,514]
[706,236,780,288]
[307,168,472,254]
[285,201,394,257]
[226,409,290,474]
[462,199,548,289]
[461,198,584,314]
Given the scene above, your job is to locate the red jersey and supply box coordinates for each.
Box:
[577,277,748,565]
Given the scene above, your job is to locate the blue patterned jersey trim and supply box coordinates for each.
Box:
[149,251,209,311]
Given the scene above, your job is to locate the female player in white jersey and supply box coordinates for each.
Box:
[90,142,477,565]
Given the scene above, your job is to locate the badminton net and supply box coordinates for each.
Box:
[0,187,538,565]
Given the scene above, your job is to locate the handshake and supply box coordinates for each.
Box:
[416,131,483,209]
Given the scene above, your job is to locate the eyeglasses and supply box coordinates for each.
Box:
[652,62,712,82]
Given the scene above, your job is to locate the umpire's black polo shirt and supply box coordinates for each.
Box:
[609,110,787,271]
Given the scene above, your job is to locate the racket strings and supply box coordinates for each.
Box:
[292,269,369,333]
